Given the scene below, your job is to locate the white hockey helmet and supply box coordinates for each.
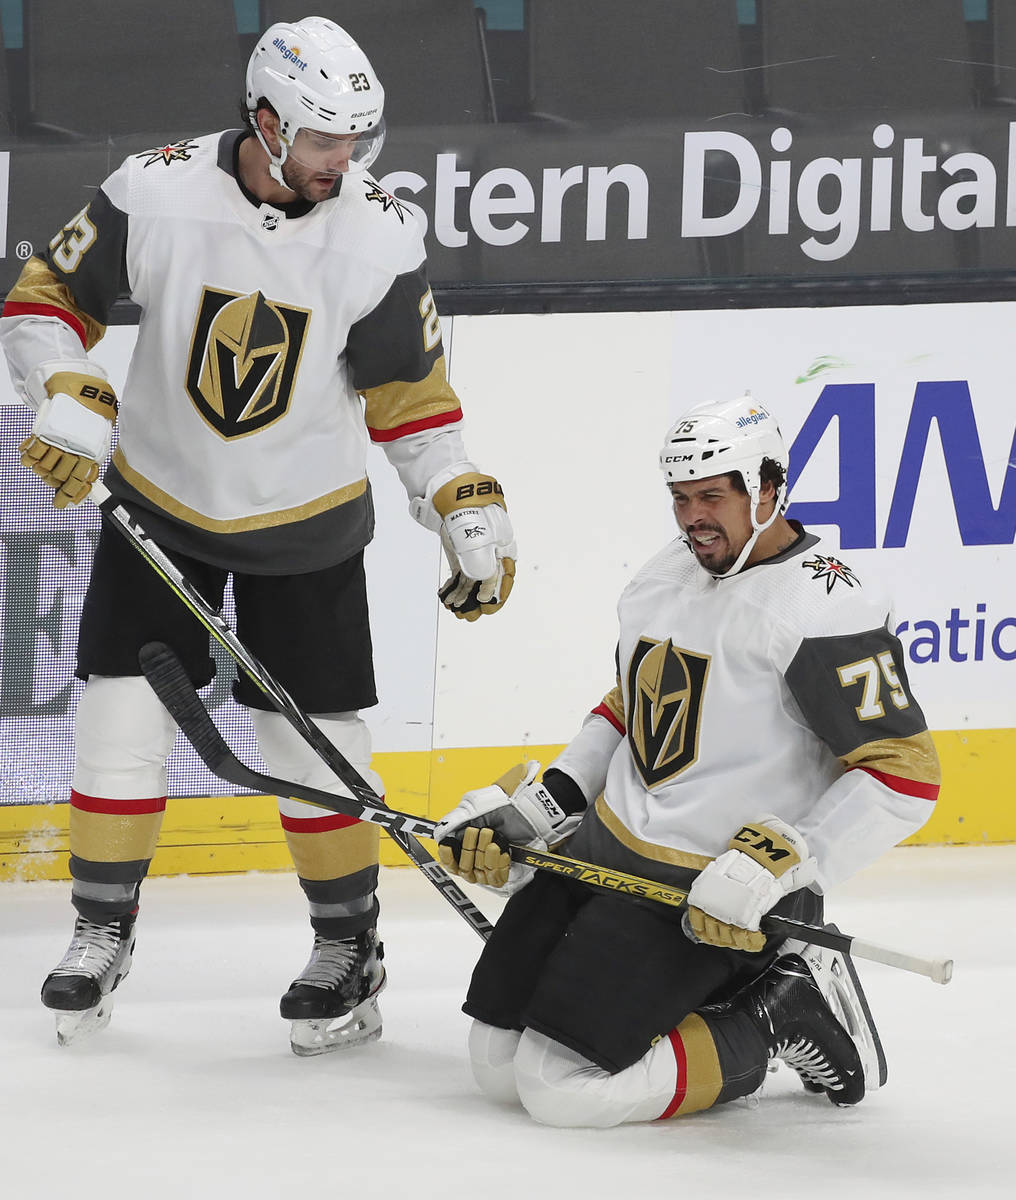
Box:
[659,394,789,576]
[246,16,386,185]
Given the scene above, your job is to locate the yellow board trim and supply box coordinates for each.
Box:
[0,731,1011,882]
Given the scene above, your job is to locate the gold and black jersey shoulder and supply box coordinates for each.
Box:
[3,188,128,345]
[351,262,461,443]
[785,624,940,798]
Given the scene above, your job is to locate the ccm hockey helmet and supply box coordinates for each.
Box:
[246,16,386,184]
[659,394,789,576]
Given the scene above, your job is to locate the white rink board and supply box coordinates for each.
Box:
[2,303,1014,760]
[440,304,1016,743]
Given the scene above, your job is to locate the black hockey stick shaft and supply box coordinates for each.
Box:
[140,639,953,985]
[89,484,493,940]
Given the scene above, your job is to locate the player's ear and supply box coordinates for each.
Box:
[255,106,281,150]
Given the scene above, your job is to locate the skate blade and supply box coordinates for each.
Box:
[290,996,383,1057]
[822,924,888,1090]
[54,998,114,1047]
[786,933,887,1094]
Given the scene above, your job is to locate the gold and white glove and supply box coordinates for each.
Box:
[684,816,817,952]
[411,465,516,621]
[434,761,579,890]
[20,363,117,509]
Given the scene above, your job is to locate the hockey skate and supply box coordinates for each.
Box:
[280,928,386,1057]
[41,914,137,1046]
[740,931,886,1106]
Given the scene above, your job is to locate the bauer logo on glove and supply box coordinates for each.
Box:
[410,464,518,621]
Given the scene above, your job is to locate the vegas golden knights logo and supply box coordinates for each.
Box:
[627,637,710,788]
[185,287,310,438]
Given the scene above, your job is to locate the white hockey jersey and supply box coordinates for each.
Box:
[0,131,468,572]
[553,527,940,894]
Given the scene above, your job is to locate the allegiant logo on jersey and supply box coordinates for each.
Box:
[272,38,308,70]
[785,381,1016,549]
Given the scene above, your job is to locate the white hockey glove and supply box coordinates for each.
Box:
[20,364,117,509]
[410,466,516,621]
[684,816,817,953]
[433,761,579,891]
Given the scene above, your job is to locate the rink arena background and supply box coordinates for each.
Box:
[0,301,1013,879]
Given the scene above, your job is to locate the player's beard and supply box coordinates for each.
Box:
[686,524,739,575]
[280,157,343,203]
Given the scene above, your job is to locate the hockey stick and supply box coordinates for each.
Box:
[139,638,954,986]
[87,482,494,940]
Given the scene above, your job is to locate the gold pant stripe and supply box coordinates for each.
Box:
[660,1013,723,1118]
[70,808,164,864]
[283,820,380,882]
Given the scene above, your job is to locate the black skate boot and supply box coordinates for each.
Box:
[41,913,137,1046]
[280,928,386,1056]
[738,936,886,1106]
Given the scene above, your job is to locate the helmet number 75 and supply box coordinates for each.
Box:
[837,651,910,720]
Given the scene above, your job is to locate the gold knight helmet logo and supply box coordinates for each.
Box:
[185,287,310,438]
[627,637,710,787]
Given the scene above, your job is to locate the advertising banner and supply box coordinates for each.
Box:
[5,113,1016,296]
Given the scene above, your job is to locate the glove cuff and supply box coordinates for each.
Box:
[409,461,478,532]
[728,815,808,881]
[24,359,111,411]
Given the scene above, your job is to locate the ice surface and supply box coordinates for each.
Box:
[1,845,1012,1199]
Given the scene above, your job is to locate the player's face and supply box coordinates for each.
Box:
[281,130,359,201]
[669,474,754,574]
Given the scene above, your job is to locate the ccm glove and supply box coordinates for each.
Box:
[411,466,516,621]
[433,761,578,890]
[20,366,117,509]
[684,816,817,952]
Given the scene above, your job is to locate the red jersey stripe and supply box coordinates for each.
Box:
[591,702,625,735]
[851,765,940,802]
[1,301,88,348]
[367,407,463,443]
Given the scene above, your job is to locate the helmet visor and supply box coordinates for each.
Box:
[286,121,386,175]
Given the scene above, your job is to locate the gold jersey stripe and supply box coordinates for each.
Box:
[594,794,712,870]
[282,820,380,881]
[112,448,367,533]
[840,729,942,786]
[360,355,459,432]
[70,808,163,864]
[4,257,106,350]
[663,1013,723,1117]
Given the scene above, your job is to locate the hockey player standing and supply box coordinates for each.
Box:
[0,17,516,1051]
[434,394,939,1126]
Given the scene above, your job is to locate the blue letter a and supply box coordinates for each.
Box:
[786,384,876,549]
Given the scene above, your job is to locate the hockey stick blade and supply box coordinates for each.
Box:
[140,641,952,983]
[139,641,437,840]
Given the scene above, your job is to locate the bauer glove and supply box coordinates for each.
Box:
[410,465,516,620]
[20,364,117,509]
[433,761,580,891]
[684,816,817,952]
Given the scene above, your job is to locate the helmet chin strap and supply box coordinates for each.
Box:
[250,119,290,186]
[698,482,788,579]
